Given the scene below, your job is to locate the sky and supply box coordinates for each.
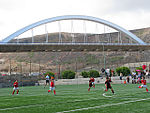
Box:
[0,0,150,41]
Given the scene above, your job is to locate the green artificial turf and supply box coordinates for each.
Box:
[0,83,150,113]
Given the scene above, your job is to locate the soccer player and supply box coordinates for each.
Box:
[105,77,114,94]
[88,79,92,91]
[139,77,149,92]
[127,76,130,83]
[90,77,95,88]
[44,75,50,88]
[12,80,19,95]
[109,77,112,82]
[48,79,56,95]
[120,73,123,84]
[137,72,141,84]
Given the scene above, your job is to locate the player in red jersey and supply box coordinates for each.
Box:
[88,79,92,91]
[90,77,95,88]
[48,79,56,95]
[12,80,19,95]
[105,77,114,94]
[139,77,149,92]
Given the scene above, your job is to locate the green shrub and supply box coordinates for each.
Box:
[136,67,143,71]
[62,70,75,79]
[109,69,116,77]
[135,67,143,74]
[116,67,131,76]
[88,70,100,78]
[81,71,89,78]
[44,72,55,78]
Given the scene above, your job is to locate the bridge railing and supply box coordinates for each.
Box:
[0,42,144,46]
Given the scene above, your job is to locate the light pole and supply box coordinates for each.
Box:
[58,64,61,79]
[39,60,41,74]
[29,59,31,75]
[75,58,77,73]
[103,45,106,69]
[55,52,58,80]
[20,62,22,74]
[9,58,11,75]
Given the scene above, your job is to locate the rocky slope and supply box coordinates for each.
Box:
[1,27,150,74]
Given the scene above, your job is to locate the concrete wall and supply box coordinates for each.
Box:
[38,76,150,85]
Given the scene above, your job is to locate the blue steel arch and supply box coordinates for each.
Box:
[1,15,146,45]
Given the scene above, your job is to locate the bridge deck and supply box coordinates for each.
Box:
[0,43,149,52]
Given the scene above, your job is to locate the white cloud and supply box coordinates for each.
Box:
[0,0,150,41]
[109,0,150,13]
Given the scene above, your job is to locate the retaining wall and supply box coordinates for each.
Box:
[38,76,150,85]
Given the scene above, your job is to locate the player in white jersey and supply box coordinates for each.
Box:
[44,75,50,88]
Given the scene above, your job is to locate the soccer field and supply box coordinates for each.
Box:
[0,83,150,113]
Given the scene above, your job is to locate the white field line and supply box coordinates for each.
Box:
[3,99,15,100]
[0,104,44,111]
[72,97,138,102]
[0,93,46,98]
[102,93,113,97]
[56,98,150,113]
[2,98,37,101]
[0,96,145,111]
[0,97,101,111]
[73,97,100,102]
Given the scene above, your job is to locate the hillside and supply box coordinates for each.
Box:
[1,27,150,74]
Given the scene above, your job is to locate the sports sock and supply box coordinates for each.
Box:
[17,90,19,94]
[146,88,149,92]
[54,90,56,95]
[12,90,15,95]
[112,90,114,94]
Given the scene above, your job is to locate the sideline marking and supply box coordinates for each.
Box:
[0,96,144,111]
[102,93,113,97]
[102,87,113,97]
[0,97,101,111]
[0,104,43,111]
[56,98,150,113]
[73,97,101,102]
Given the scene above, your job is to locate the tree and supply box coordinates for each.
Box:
[44,71,55,78]
[116,67,131,76]
[88,70,100,78]
[81,71,89,78]
[62,70,75,79]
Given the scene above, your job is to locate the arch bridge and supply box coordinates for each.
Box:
[0,15,148,52]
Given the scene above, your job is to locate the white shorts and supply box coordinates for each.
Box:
[141,85,147,88]
[50,87,55,90]
[13,87,19,90]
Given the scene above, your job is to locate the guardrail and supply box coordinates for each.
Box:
[0,42,145,46]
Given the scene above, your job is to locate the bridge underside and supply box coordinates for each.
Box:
[0,44,149,52]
